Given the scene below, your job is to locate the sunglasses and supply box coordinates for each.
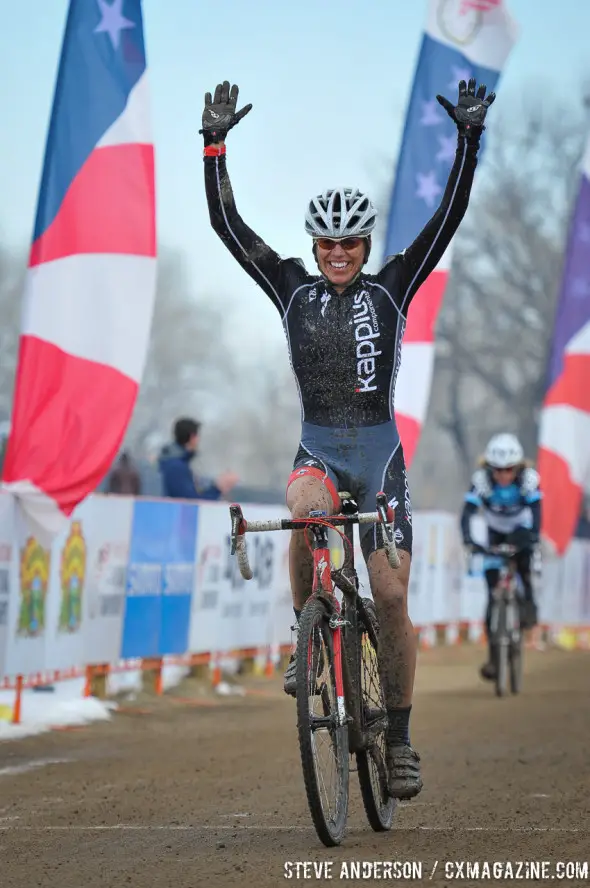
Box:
[314,236,365,251]
[493,467,517,474]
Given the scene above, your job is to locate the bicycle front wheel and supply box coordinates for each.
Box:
[296,597,349,847]
[493,600,509,698]
[355,598,395,831]
[509,606,523,694]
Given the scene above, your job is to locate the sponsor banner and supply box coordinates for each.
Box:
[238,505,289,651]
[44,498,92,671]
[270,541,294,650]
[121,500,198,659]
[190,503,290,655]
[4,502,53,677]
[188,503,226,656]
[408,515,429,625]
[1,494,589,681]
[538,554,562,626]
[544,539,590,627]
[196,503,243,656]
[579,543,590,624]
[82,494,133,666]
[0,494,16,680]
[442,516,463,625]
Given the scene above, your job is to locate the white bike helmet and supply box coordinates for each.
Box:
[305,188,377,239]
[484,433,524,469]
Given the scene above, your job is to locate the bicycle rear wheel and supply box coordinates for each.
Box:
[355,598,395,831]
[296,597,349,847]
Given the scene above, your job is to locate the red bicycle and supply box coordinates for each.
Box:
[230,490,399,847]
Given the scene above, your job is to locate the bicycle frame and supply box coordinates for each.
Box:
[333,516,388,753]
[229,492,397,752]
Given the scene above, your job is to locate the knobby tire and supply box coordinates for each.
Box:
[355,598,396,831]
[295,597,349,847]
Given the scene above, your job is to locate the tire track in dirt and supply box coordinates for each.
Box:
[0,647,587,887]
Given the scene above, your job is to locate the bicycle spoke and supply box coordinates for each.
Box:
[308,624,340,824]
[296,598,349,846]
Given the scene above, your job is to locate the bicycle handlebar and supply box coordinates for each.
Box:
[472,543,522,558]
[229,492,400,580]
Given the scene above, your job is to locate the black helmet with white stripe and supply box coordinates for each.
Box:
[305,187,377,239]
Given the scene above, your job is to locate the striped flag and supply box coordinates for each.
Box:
[384,0,517,466]
[1,0,156,541]
[538,134,590,554]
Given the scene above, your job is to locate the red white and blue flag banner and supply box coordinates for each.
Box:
[538,134,590,555]
[2,0,156,541]
[384,0,517,466]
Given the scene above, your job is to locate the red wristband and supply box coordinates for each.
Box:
[203,144,226,157]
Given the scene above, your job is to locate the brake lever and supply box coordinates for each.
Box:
[375,492,394,543]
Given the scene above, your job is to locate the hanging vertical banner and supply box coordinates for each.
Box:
[383,0,517,466]
[1,0,156,542]
[538,133,590,554]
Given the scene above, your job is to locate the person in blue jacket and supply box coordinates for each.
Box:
[158,417,238,501]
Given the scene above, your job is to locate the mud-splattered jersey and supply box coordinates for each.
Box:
[204,137,479,431]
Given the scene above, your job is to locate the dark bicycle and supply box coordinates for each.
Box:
[478,543,525,698]
[230,490,399,847]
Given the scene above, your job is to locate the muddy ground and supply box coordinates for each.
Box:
[0,646,588,887]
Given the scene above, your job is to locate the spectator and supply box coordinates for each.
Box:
[575,493,590,540]
[158,417,238,501]
[107,451,142,495]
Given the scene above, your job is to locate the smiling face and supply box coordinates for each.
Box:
[314,236,368,292]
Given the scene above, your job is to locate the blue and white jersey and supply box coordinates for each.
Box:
[465,467,542,534]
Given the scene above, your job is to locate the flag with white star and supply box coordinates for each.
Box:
[539,132,590,554]
[2,0,156,541]
[382,0,517,467]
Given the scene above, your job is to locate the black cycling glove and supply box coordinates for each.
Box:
[436,78,495,142]
[200,81,252,146]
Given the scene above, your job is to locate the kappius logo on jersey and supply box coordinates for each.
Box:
[353,290,381,393]
[403,470,412,526]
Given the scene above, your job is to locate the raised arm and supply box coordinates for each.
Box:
[391,79,496,312]
[461,493,481,545]
[201,81,287,313]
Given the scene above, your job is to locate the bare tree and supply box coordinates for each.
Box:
[201,346,301,488]
[411,88,588,508]
[125,247,238,455]
[0,245,25,422]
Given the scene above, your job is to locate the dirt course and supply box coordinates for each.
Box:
[0,646,588,887]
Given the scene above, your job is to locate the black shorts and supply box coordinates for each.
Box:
[287,421,413,560]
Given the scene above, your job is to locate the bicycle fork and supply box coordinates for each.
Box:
[309,512,348,729]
